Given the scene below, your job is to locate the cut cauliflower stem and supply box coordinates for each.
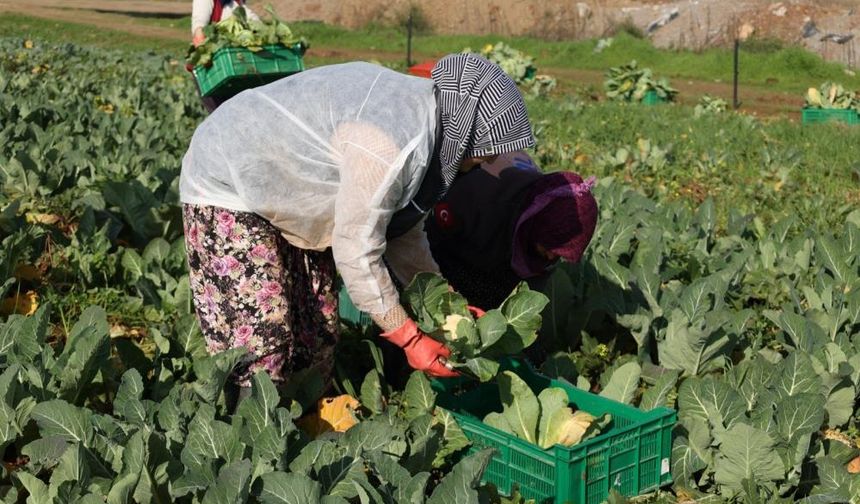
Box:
[557,411,598,447]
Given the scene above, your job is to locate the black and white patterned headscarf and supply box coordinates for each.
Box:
[431,53,535,189]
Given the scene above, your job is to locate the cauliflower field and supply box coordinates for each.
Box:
[1,38,859,503]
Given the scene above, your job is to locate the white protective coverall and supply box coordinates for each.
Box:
[179,62,441,321]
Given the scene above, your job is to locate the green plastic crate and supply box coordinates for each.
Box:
[433,360,676,504]
[337,286,373,328]
[642,90,667,105]
[193,43,305,98]
[801,108,860,125]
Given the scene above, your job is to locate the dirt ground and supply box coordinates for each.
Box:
[0,0,830,117]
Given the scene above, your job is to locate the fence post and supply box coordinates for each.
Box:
[407,10,414,68]
[733,38,740,109]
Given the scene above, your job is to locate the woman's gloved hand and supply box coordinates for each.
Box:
[192,28,206,47]
[467,306,486,319]
[381,319,459,378]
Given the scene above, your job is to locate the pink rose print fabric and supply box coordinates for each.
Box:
[182,204,339,387]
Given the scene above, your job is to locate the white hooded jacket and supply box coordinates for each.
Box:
[180,62,440,315]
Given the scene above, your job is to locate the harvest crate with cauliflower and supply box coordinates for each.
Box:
[186,6,308,97]
[802,82,860,125]
[399,273,676,504]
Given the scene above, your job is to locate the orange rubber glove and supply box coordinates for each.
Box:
[467,306,486,319]
[381,319,459,378]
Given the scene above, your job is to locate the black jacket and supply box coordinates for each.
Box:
[425,154,545,309]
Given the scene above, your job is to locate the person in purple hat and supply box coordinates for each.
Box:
[426,150,598,311]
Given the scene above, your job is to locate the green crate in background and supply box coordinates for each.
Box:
[801,108,860,125]
[338,286,373,328]
[433,359,676,504]
[642,90,667,105]
[194,43,305,98]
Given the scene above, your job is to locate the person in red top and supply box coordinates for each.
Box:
[189,0,260,112]
[191,0,259,47]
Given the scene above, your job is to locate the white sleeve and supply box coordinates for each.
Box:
[331,122,410,315]
[384,217,440,287]
[191,0,212,33]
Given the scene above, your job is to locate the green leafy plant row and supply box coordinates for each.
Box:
[538,178,860,501]
[0,301,509,503]
[3,37,860,503]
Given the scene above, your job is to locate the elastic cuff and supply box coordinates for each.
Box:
[372,303,410,333]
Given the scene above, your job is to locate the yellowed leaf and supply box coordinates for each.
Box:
[109,323,148,340]
[24,213,61,225]
[0,291,39,316]
[319,395,360,432]
[807,87,822,107]
[675,488,697,503]
[298,395,361,438]
[823,428,855,447]
[557,411,597,447]
[848,456,860,474]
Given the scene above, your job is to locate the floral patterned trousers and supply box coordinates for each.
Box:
[182,204,339,386]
